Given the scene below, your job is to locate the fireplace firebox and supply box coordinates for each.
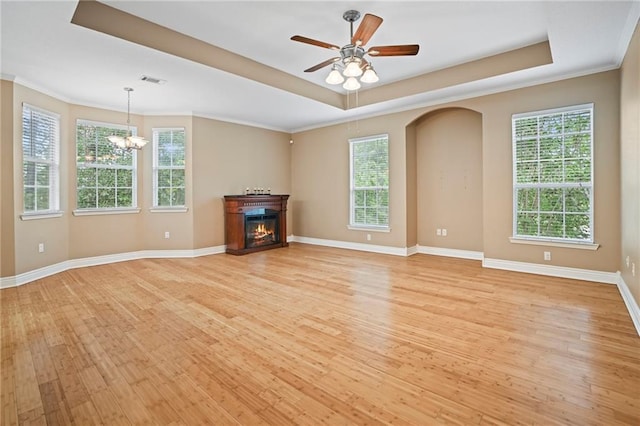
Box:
[245,210,279,248]
[223,194,289,255]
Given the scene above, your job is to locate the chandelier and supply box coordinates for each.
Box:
[107,87,148,150]
[325,45,379,91]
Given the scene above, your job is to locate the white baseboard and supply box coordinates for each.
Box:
[141,246,226,259]
[482,257,619,284]
[289,235,413,256]
[616,273,640,336]
[0,245,226,289]
[417,245,484,260]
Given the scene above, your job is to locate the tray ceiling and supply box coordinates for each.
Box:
[1,1,638,132]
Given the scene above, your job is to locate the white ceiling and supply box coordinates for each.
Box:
[1,1,639,133]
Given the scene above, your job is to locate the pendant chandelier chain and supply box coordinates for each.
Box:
[125,87,133,134]
[106,87,148,150]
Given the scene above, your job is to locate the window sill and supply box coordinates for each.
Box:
[73,208,141,217]
[20,211,63,221]
[347,225,391,233]
[509,237,599,250]
[149,207,189,213]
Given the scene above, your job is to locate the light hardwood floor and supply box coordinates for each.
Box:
[1,243,639,425]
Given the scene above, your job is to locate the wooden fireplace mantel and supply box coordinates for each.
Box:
[223,194,289,255]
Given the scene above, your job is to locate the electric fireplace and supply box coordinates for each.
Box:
[223,194,289,255]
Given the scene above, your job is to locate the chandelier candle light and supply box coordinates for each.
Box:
[107,87,148,150]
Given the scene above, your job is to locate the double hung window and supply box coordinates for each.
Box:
[349,134,389,229]
[153,128,186,208]
[22,104,60,215]
[512,104,593,243]
[76,120,137,210]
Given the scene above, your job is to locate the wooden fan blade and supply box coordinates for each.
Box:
[291,35,340,50]
[368,44,420,56]
[304,57,340,72]
[351,14,383,46]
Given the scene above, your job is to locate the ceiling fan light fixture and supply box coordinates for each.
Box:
[343,59,363,77]
[108,87,148,151]
[360,64,379,83]
[343,76,361,91]
[325,65,345,84]
[292,10,419,92]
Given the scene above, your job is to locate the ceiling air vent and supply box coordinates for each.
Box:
[140,75,166,84]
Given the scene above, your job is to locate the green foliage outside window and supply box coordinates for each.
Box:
[513,106,593,241]
[154,129,186,207]
[76,121,136,209]
[351,136,389,227]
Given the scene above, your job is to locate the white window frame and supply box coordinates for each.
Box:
[21,103,61,220]
[74,119,139,215]
[349,133,390,231]
[511,103,594,246]
[152,127,187,211]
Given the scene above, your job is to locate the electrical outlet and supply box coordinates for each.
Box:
[38,243,44,253]
[626,256,630,268]
[366,234,371,241]
[436,228,442,236]
[164,231,170,239]
[544,251,551,261]
[442,229,447,237]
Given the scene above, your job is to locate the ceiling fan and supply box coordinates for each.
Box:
[291,10,419,90]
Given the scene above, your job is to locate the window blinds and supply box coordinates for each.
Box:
[22,103,60,212]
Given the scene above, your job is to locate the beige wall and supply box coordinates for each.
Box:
[469,71,620,271]
[620,21,640,306]
[66,103,147,260]
[191,117,291,249]
[405,124,417,248]
[1,82,291,276]
[1,80,16,277]
[415,108,483,251]
[13,85,70,273]
[142,115,194,251]
[292,70,621,272]
[0,67,629,281]
[291,119,410,247]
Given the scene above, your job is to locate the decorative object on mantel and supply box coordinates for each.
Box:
[223,194,289,255]
[107,87,149,150]
[291,10,419,91]
[245,187,272,195]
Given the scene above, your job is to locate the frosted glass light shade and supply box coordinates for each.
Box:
[325,68,344,85]
[343,77,361,91]
[107,135,125,146]
[108,134,148,150]
[127,136,148,147]
[343,60,363,77]
[360,67,379,83]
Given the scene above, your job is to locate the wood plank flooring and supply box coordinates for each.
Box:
[1,243,639,425]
